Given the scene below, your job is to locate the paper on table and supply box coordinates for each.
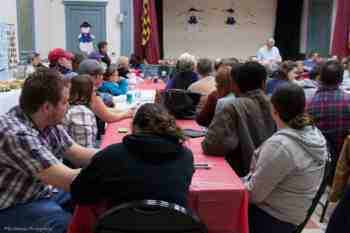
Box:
[112,90,156,111]
[137,90,156,102]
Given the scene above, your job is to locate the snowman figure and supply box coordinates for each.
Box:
[78,21,95,54]
[225,8,237,26]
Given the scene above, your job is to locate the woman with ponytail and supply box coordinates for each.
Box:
[71,103,194,208]
[244,83,328,233]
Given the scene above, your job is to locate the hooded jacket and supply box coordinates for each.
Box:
[202,89,276,177]
[245,126,327,225]
[71,134,194,208]
[303,79,319,102]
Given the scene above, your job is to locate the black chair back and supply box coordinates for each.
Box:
[94,200,207,233]
[323,133,342,185]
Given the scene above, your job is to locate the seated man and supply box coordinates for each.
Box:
[188,58,216,112]
[307,61,350,177]
[48,48,77,80]
[26,52,46,77]
[303,64,321,102]
[256,38,282,71]
[0,68,97,233]
[202,62,275,177]
[117,56,131,78]
[304,52,321,72]
[98,41,111,68]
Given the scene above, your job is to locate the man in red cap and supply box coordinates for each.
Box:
[48,48,77,79]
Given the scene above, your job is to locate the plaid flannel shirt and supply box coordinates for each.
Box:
[307,86,350,154]
[63,105,97,148]
[0,106,73,210]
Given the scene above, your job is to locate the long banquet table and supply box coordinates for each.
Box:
[69,82,249,233]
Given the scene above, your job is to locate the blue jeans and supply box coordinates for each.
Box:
[0,191,72,233]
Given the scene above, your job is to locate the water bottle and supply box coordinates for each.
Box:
[126,91,133,105]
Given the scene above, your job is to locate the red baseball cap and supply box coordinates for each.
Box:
[48,48,74,62]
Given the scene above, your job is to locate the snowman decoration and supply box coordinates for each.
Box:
[78,21,95,54]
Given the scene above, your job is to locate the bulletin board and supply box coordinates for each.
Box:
[0,23,17,80]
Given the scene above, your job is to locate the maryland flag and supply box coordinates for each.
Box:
[142,0,151,46]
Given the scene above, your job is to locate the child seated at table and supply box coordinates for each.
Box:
[98,64,128,96]
[63,75,98,148]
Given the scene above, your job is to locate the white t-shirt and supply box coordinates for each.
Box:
[257,46,282,63]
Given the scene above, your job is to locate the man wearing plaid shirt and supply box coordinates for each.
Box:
[0,69,97,233]
[307,61,350,180]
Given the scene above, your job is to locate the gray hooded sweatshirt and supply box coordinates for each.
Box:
[244,126,327,225]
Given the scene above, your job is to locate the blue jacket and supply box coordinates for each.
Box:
[266,79,288,96]
[98,79,128,96]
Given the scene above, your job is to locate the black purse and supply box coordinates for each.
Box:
[159,89,201,119]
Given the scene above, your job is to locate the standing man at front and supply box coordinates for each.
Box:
[257,38,282,71]
[0,69,97,233]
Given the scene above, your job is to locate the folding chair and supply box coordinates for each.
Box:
[293,153,332,233]
[94,200,207,233]
[318,135,341,223]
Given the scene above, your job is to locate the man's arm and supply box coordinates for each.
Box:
[90,94,133,123]
[65,143,98,168]
[37,164,81,192]
[256,48,264,62]
[274,47,282,62]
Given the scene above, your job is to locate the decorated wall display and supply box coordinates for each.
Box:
[177,7,206,33]
[0,23,9,74]
[0,23,17,80]
[7,25,18,68]
[224,8,237,25]
[78,21,95,54]
[164,0,276,59]
[212,0,257,27]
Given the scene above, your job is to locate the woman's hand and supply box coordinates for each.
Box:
[124,108,136,119]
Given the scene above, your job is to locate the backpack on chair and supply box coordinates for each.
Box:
[158,89,201,120]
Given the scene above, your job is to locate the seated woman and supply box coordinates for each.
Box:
[64,75,97,148]
[78,59,133,123]
[244,83,327,233]
[98,64,128,96]
[266,61,298,96]
[196,63,238,127]
[166,53,198,90]
[296,60,308,80]
[71,103,194,207]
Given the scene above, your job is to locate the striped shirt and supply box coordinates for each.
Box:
[63,105,97,148]
[0,106,73,209]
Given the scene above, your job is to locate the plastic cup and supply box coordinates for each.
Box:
[126,92,133,104]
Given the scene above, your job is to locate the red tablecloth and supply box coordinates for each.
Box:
[68,83,249,233]
[134,80,165,90]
